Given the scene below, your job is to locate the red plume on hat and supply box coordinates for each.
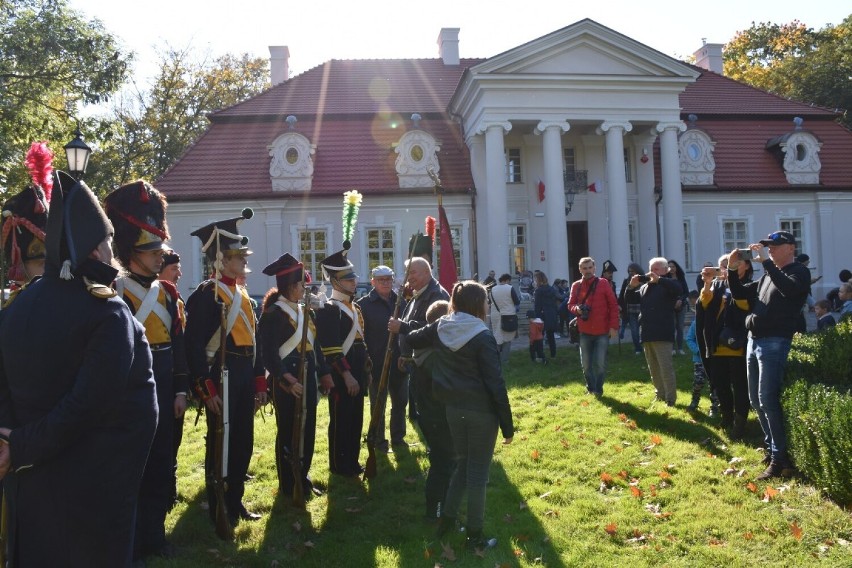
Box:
[425,216,436,244]
[24,142,54,208]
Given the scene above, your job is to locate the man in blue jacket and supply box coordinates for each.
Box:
[728,231,810,480]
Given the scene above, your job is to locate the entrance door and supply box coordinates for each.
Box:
[566,221,588,282]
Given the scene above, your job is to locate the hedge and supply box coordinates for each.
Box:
[783,318,852,506]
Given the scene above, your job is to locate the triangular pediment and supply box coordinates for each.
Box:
[472,19,698,79]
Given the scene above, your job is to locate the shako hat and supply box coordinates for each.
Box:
[190,208,254,268]
[602,260,617,274]
[162,249,180,267]
[320,246,357,282]
[104,180,170,267]
[2,142,53,281]
[263,252,311,290]
[45,170,113,280]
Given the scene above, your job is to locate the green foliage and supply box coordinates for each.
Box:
[784,320,852,505]
[723,16,852,126]
[787,317,852,389]
[784,380,852,506]
[0,0,131,193]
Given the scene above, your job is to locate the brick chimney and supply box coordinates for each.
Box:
[437,28,460,65]
[693,41,723,74]
[269,46,290,85]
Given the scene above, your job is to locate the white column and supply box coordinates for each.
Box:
[634,132,658,263]
[535,121,570,281]
[467,135,487,277]
[480,121,512,276]
[599,121,632,275]
[656,122,686,262]
[581,134,608,264]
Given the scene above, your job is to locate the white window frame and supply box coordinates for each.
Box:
[682,217,695,271]
[290,224,334,282]
[777,217,808,259]
[506,148,523,184]
[509,223,527,274]
[719,216,752,254]
[359,223,401,276]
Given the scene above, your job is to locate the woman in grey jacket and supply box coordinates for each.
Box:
[406,280,514,550]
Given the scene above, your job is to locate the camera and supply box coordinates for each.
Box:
[636,274,651,283]
[736,248,756,260]
[578,304,591,321]
[714,267,724,277]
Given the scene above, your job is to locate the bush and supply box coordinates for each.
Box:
[786,318,852,389]
[784,380,852,506]
[783,319,852,505]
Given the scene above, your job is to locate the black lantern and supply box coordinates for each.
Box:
[64,127,92,178]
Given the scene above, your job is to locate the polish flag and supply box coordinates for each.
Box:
[587,179,602,193]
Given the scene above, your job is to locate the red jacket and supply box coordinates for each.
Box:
[567,277,619,336]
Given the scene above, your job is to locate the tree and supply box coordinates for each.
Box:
[0,0,131,194]
[88,47,269,192]
[724,16,852,125]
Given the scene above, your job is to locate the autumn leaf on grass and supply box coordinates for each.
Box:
[604,522,618,536]
[650,434,662,445]
[423,546,432,559]
[440,542,456,561]
[514,548,525,557]
[626,420,637,430]
[649,484,658,497]
[630,485,643,498]
[544,510,560,517]
[581,400,590,407]
[618,470,629,480]
[763,486,780,502]
[658,470,672,480]
[600,472,615,488]
[743,532,754,540]
[554,424,562,432]
[790,522,803,540]
[515,534,530,543]
[594,438,604,446]
[746,482,758,493]
[530,449,541,461]
[618,413,628,422]
[709,537,725,546]
[560,438,570,449]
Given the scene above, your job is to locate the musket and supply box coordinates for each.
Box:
[212,282,234,540]
[364,233,419,480]
[288,271,311,508]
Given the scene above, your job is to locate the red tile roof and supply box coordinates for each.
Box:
[158,57,852,201]
[157,59,482,201]
[678,70,852,190]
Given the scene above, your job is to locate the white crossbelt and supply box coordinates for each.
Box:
[205,281,255,361]
[331,298,362,355]
[116,277,172,332]
[275,297,314,359]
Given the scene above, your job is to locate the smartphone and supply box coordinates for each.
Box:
[636,274,651,283]
[714,268,724,276]
[736,248,755,260]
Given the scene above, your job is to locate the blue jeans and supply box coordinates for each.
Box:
[746,337,792,461]
[620,311,641,352]
[443,406,498,533]
[579,333,610,395]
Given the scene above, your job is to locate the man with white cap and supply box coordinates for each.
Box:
[357,265,408,451]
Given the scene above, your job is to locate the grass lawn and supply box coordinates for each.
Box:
[156,342,852,567]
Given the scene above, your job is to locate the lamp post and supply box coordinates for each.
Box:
[64,127,92,179]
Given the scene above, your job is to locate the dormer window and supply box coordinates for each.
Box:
[268,131,315,192]
[395,129,440,188]
[765,120,822,185]
[678,129,716,186]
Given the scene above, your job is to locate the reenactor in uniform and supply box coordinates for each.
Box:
[159,248,188,509]
[315,246,371,477]
[185,209,267,525]
[1,142,53,305]
[0,170,157,566]
[258,253,330,499]
[104,181,188,560]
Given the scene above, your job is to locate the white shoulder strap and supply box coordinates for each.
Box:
[119,277,172,332]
